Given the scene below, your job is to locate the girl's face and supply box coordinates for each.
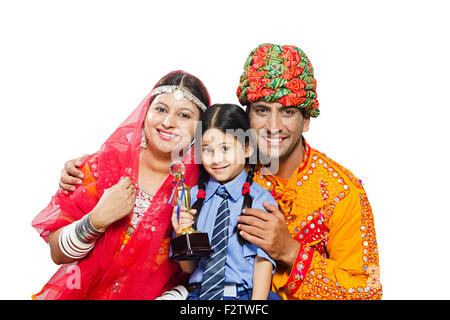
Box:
[201,128,252,184]
[144,93,201,156]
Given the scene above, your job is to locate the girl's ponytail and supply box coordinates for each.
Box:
[235,164,257,245]
[191,166,209,229]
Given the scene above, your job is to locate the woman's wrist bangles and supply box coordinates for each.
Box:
[76,213,104,243]
[58,213,104,260]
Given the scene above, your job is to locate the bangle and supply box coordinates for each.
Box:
[69,222,96,250]
[65,224,92,256]
[58,213,103,260]
[85,212,104,235]
[59,223,93,259]
[74,213,104,244]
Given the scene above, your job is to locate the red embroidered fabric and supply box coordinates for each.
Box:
[32,89,199,299]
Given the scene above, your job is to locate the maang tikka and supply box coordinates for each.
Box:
[150,75,207,112]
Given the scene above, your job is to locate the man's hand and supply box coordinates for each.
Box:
[59,154,89,192]
[237,201,300,270]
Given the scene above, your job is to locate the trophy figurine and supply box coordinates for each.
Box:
[169,161,213,261]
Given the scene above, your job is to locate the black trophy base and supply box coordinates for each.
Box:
[170,232,213,261]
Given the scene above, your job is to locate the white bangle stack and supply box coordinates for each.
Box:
[155,285,189,300]
[58,213,104,260]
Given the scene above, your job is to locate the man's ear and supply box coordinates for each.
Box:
[245,142,255,159]
[302,115,311,133]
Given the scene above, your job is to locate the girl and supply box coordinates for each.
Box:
[171,104,281,300]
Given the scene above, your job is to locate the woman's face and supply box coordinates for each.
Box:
[144,93,201,156]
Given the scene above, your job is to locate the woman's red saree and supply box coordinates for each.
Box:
[32,90,198,299]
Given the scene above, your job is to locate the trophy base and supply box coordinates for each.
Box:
[170,232,213,261]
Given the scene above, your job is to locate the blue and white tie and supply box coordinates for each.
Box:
[199,186,230,300]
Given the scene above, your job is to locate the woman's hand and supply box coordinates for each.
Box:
[171,205,196,235]
[90,177,136,232]
[59,154,89,192]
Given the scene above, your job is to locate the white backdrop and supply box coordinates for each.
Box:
[1,0,449,300]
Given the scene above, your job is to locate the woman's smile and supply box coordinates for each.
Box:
[156,128,179,141]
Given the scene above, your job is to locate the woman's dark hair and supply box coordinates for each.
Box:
[192,104,257,245]
[149,70,211,108]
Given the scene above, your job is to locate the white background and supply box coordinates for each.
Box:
[1,0,449,300]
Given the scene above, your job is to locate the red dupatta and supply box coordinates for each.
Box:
[32,89,199,299]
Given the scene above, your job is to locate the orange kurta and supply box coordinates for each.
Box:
[253,139,382,300]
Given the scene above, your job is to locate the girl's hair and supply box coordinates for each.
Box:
[192,104,257,245]
[149,70,211,108]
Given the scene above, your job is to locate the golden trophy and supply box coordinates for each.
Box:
[169,161,213,261]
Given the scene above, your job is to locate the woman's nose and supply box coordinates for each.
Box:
[162,113,176,128]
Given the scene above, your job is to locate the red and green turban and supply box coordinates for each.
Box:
[237,43,320,117]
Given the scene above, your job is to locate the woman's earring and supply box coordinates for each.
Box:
[140,129,147,149]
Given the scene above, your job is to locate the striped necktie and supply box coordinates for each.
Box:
[199,186,231,300]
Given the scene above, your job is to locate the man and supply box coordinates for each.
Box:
[59,43,382,300]
[235,43,381,300]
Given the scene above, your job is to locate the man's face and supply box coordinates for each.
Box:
[248,101,310,163]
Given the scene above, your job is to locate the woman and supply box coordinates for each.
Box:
[32,70,210,299]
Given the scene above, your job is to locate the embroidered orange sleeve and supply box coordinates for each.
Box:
[273,189,382,300]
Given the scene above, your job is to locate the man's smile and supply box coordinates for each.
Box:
[261,135,289,145]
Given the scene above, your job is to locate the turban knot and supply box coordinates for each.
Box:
[237,43,320,117]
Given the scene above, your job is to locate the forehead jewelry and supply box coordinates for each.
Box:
[151,75,207,112]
